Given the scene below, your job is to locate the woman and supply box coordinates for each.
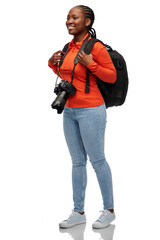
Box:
[48,5,117,229]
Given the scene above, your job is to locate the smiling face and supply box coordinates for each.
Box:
[66,7,91,40]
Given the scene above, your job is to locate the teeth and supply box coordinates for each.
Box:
[68,26,75,29]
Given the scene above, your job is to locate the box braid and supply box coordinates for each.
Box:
[76,5,96,38]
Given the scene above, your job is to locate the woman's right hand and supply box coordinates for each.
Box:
[49,50,65,65]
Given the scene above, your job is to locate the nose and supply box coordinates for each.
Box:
[66,17,74,25]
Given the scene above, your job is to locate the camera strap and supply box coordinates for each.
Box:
[71,36,89,84]
[55,35,89,87]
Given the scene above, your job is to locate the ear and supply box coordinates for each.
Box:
[85,18,92,27]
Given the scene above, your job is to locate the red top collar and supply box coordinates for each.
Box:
[69,33,90,49]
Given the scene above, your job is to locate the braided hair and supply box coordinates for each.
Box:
[76,5,96,38]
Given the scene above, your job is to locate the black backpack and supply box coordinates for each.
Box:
[60,38,129,108]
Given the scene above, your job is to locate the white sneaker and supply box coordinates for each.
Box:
[92,210,116,229]
[59,210,86,228]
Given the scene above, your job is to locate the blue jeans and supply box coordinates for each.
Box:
[63,104,114,212]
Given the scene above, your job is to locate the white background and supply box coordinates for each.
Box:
[0,0,160,239]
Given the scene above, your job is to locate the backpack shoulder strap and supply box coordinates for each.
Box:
[83,39,101,93]
[84,38,113,54]
[84,38,101,54]
[59,42,70,68]
[58,36,90,85]
[83,39,113,93]
[55,43,69,86]
[62,42,70,52]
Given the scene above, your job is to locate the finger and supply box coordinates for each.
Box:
[77,55,82,61]
[55,50,65,55]
[52,57,62,63]
[54,55,63,59]
[81,51,87,57]
[78,52,83,59]
[60,51,66,55]
[81,50,85,55]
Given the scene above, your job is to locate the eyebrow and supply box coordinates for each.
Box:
[67,14,79,17]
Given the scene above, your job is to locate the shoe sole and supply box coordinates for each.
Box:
[59,220,86,229]
[92,217,115,229]
[92,223,110,229]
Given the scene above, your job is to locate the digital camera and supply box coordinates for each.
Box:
[51,80,77,114]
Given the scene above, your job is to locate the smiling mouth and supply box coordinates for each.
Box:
[67,26,75,30]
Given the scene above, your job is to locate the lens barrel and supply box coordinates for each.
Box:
[51,80,76,114]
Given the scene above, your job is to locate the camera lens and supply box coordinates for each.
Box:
[51,91,69,113]
[51,80,77,114]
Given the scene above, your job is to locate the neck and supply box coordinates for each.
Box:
[74,31,88,43]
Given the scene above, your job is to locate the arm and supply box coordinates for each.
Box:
[48,59,58,75]
[87,44,116,83]
[78,43,117,83]
[48,50,65,75]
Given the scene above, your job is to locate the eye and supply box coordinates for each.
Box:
[66,15,79,21]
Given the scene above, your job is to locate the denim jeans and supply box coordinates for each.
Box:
[63,103,114,212]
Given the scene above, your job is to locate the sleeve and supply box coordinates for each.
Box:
[87,42,117,83]
[48,59,58,75]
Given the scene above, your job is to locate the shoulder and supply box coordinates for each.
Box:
[90,40,107,55]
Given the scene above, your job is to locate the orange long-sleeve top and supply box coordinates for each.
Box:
[48,33,117,108]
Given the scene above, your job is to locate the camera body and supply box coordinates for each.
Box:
[51,80,77,114]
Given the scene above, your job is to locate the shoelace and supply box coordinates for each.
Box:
[97,210,109,222]
[68,210,77,220]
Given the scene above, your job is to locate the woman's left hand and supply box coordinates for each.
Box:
[78,51,93,67]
